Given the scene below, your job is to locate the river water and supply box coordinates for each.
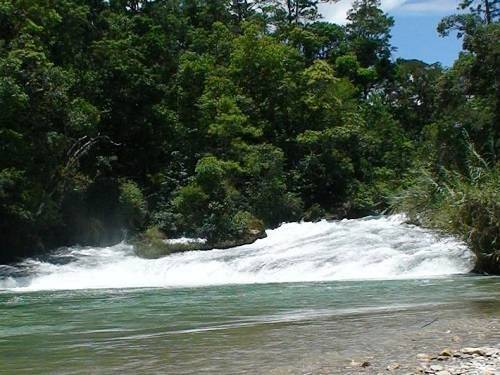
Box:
[1,216,499,374]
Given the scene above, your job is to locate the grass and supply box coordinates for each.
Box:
[391,145,500,274]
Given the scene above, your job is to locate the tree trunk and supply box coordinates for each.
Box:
[484,0,491,23]
[286,0,293,24]
[295,0,300,24]
[233,0,242,22]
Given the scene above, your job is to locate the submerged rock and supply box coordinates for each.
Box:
[133,224,267,259]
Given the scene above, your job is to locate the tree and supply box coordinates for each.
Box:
[259,0,338,26]
[438,1,499,40]
[437,0,499,162]
[230,0,258,23]
[345,0,394,69]
[389,59,443,136]
[460,0,500,24]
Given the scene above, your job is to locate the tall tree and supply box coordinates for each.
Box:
[437,0,500,161]
[460,0,500,24]
[438,0,499,39]
[345,0,394,68]
[230,0,258,23]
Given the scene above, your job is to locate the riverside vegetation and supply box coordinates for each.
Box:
[0,0,498,271]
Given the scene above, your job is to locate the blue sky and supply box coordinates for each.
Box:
[319,0,463,66]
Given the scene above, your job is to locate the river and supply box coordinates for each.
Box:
[1,216,499,373]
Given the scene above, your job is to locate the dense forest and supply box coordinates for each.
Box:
[0,0,498,270]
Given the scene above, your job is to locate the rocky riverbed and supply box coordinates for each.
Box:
[339,346,500,375]
[413,347,500,375]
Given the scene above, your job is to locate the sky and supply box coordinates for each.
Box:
[318,0,463,66]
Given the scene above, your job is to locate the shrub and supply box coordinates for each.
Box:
[391,147,499,273]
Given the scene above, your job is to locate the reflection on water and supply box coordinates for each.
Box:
[1,276,499,374]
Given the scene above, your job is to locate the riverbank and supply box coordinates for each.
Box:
[343,346,500,374]
[414,346,500,375]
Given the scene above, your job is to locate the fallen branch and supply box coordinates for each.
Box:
[420,317,439,329]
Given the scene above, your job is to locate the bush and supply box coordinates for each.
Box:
[391,148,500,273]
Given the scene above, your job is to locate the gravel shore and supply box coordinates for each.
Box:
[342,346,500,375]
[412,346,500,375]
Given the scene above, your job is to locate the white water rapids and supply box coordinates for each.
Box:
[0,216,474,292]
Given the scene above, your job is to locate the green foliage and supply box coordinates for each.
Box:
[241,144,303,226]
[389,59,443,135]
[0,0,497,272]
[118,179,147,230]
[391,149,500,272]
[346,0,394,68]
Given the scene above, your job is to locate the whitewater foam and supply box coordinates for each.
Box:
[0,216,474,291]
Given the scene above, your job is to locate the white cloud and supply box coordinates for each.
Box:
[318,1,352,24]
[319,0,458,25]
[399,0,457,12]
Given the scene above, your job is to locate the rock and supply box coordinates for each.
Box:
[436,371,451,375]
[417,353,432,361]
[349,360,370,368]
[461,347,486,356]
[437,356,450,361]
[387,362,400,371]
[350,360,362,367]
[484,348,500,357]
[440,348,453,357]
[430,364,444,371]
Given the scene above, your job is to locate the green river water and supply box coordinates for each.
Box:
[1,277,500,374]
